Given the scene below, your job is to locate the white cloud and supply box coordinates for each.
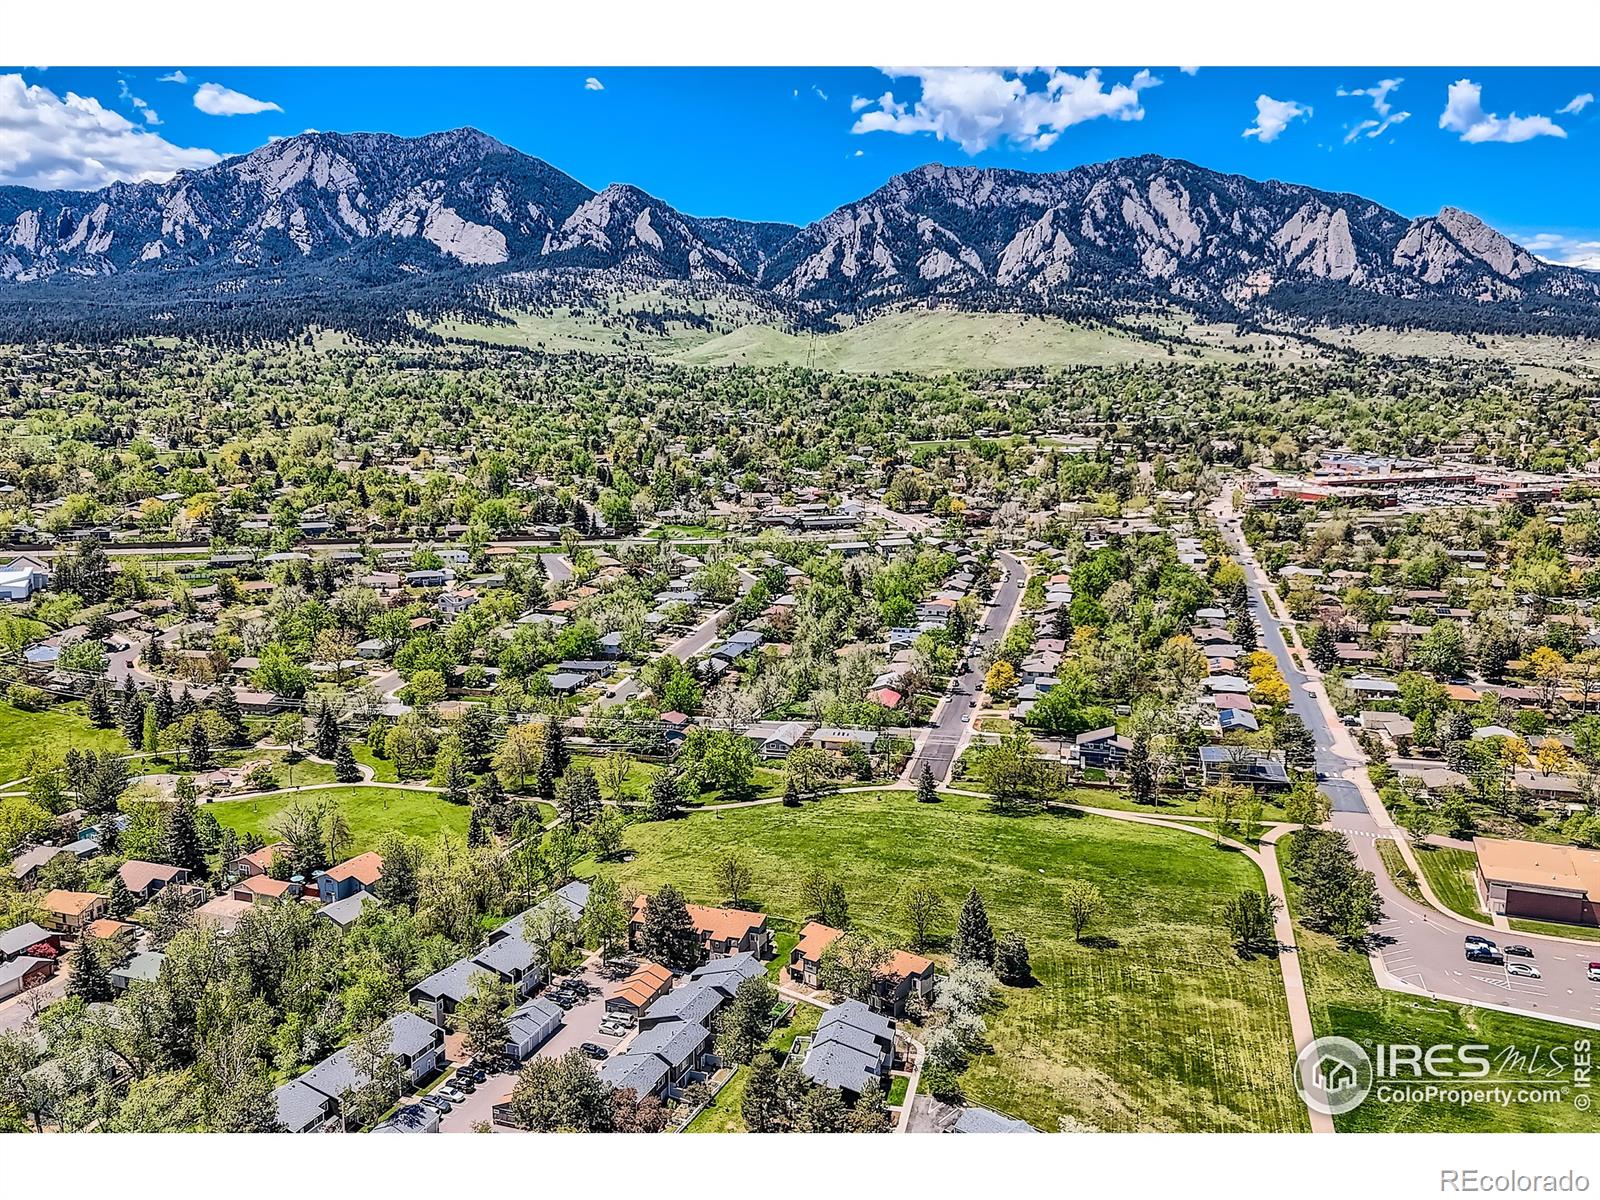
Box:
[116,78,161,126]
[1179,66,1200,76]
[1558,92,1593,115]
[849,95,871,112]
[1336,77,1410,143]
[1520,231,1600,271]
[850,67,1159,154]
[0,72,219,190]
[1242,94,1311,143]
[1439,79,1564,143]
[193,81,282,116]
[158,70,188,84]
[584,77,604,91]
[852,148,864,157]
[812,84,828,101]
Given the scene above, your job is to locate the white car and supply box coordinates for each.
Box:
[1506,961,1541,979]
[436,1085,467,1104]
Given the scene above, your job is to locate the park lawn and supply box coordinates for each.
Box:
[1412,846,1488,922]
[0,700,127,783]
[1375,839,1423,902]
[209,785,468,849]
[599,790,1306,1133]
[353,742,399,783]
[1277,844,1592,1132]
[684,1002,823,1133]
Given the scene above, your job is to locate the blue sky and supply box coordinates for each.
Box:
[3,66,1596,264]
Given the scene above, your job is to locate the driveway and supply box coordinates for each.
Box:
[909,550,1028,784]
[438,962,630,1131]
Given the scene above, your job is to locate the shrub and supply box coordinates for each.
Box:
[7,683,50,711]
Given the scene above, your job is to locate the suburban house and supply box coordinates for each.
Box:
[317,852,383,902]
[606,961,675,1017]
[623,1020,714,1091]
[0,556,49,602]
[491,882,591,945]
[471,934,542,1000]
[1198,746,1290,790]
[595,1051,671,1100]
[787,922,935,1015]
[231,842,290,878]
[1074,727,1132,770]
[232,874,296,903]
[110,950,165,993]
[687,952,766,999]
[0,921,60,963]
[628,896,775,962]
[800,1000,897,1099]
[409,958,494,1027]
[1474,837,1600,927]
[811,727,880,754]
[951,1106,1039,1133]
[0,954,56,1000]
[40,889,107,933]
[117,860,190,902]
[272,1012,445,1132]
[317,891,381,929]
[742,720,810,758]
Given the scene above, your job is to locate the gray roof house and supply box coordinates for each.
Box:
[273,1079,333,1133]
[597,1051,671,1099]
[623,1020,714,1089]
[278,1011,445,1130]
[801,1000,896,1097]
[638,979,722,1031]
[952,1106,1039,1133]
[0,921,58,961]
[688,951,766,998]
[317,891,382,929]
[409,958,493,1026]
[473,935,541,997]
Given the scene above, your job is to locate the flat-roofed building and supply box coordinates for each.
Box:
[1474,837,1600,927]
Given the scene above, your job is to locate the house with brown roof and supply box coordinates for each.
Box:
[233,875,296,903]
[40,889,107,933]
[786,921,935,1016]
[605,961,675,1017]
[231,842,290,878]
[117,860,190,902]
[628,895,774,963]
[318,852,383,902]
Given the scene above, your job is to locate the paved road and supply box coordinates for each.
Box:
[909,550,1027,783]
[1216,492,1600,1028]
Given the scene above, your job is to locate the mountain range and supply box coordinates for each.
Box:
[2,126,1596,339]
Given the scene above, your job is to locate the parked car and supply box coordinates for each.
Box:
[436,1086,467,1104]
[1588,963,1600,982]
[1504,945,1534,957]
[453,1075,475,1093]
[1507,961,1541,979]
[420,1095,451,1113]
[580,1042,608,1060]
[1466,947,1503,965]
[1464,935,1496,949]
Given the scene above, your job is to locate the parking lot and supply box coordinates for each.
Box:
[436,959,632,1131]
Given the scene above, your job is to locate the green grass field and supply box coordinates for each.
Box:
[1278,844,1593,1132]
[0,701,129,783]
[598,790,1306,1132]
[1412,846,1488,921]
[209,784,468,849]
[1508,917,1600,943]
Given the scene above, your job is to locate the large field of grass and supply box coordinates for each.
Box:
[1508,917,1600,943]
[596,789,1306,1132]
[0,700,129,783]
[1277,844,1593,1132]
[209,784,468,849]
[1412,845,1489,922]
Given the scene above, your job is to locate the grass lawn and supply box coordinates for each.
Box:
[684,1002,823,1133]
[353,742,399,783]
[1375,839,1423,903]
[0,701,128,783]
[1508,917,1600,943]
[885,1075,910,1106]
[1412,846,1488,921]
[209,784,468,849]
[600,790,1306,1132]
[1277,844,1593,1132]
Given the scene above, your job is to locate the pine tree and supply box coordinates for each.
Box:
[69,938,111,1003]
[639,884,700,969]
[1307,622,1338,671]
[474,772,508,834]
[1231,607,1259,653]
[119,687,145,748]
[86,679,114,728]
[648,766,683,822]
[557,765,600,826]
[1127,733,1155,806]
[315,700,341,760]
[953,886,997,966]
[334,739,361,783]
[916,764,940,804]
[782,775,801,807]
[163,778,207,878]
[174,688,196,723]
[443,755,470,805]
[467,804,488,848]
[107,874,135,920]
[153,681,174,729]
[213,686,246,745]
[741,1053,783,1132]
[996,931,1032,984]
[187,719,212,770]
[141,705,160,756]
[536,718,567,800]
